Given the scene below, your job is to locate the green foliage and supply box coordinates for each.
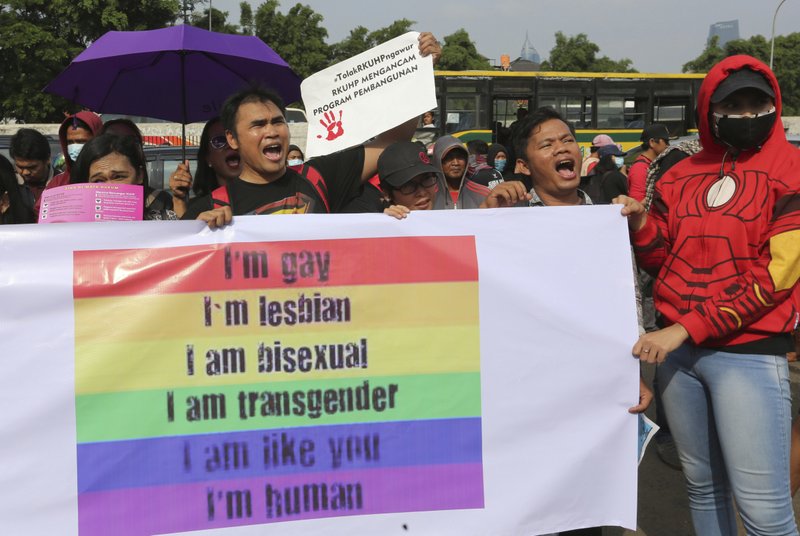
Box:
[254,1,330,80]
[682,35,726,73]
[771,33,800,115]
[190,7,239,34]
[366,18,415,49]
[329,26,371,64]
[239,2,253,36]
[329,19,415,64]
[0,0,180,122]
[682,33,799,114]
[437,29,491,71]
[540,31,637,73]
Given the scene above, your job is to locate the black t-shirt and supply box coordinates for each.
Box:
[182,146,364,219]
[340,181,385,213]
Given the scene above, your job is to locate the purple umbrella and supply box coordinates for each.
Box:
[45,24,301,126]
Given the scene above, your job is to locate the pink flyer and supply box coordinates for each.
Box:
[39,183,144,223]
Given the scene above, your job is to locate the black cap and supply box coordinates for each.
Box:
[597,144,627,158]
[711,68,775,104]
[640,124,670,142]
[378,142,439,188]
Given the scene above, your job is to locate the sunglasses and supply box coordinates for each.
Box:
[209,135,229,150]
[396,174,437,195]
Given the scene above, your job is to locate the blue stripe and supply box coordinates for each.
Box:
[77,418,483,492]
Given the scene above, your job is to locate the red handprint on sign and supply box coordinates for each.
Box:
[317,110,345,141]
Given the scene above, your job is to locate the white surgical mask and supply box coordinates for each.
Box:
[287,159,304,167]
[614,156,625,168]
[67,143,84,162]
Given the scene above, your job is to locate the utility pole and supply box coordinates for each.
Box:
[770,0,789,69]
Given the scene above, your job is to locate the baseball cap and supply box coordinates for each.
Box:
[597,144,627,158]
[640,124,670,142]
[378,142,440,188]
[591,134,616,148]
[711,68,775,104]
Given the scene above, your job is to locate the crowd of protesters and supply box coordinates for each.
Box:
[2,41,800,536]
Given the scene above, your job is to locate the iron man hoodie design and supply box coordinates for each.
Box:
[632,55,800,348]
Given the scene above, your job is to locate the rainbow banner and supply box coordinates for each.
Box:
[73,236,483,535]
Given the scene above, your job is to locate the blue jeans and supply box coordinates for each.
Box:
[657,344,798,536]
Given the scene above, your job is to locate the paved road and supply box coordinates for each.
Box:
[604,361,800,536]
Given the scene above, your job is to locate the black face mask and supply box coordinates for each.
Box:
[713,110,776,152]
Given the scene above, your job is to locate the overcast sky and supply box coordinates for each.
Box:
[212,0,799,72]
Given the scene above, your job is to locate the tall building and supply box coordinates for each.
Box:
[520,32,541,64]
[508,32,541,72]
[708,20,740,48]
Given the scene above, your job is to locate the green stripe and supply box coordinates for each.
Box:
[76,372,482,443]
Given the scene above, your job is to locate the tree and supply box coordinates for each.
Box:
[437,29,491,71]
[366,18,414,48]
[771,33,800,114]
[540,32,637,73]
[254,1,330,79]
[682,35,726,73]
[683,33,800,114]
[329,26,371,64]
[0,0,180,122]
[239,2,253,36]
[190,7,239,34]
[329,19,415,64]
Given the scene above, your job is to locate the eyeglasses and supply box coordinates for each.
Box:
[396,174,438,195]
[209,135,228,150]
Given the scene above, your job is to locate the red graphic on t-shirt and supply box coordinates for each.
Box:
[317,110,344,141]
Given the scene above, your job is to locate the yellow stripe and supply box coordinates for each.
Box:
[435,70,705,79]
[75,282,478,344]
[718,307,743,330]
[768,230,800,291]
[75,324,479,394]
[753,282,772,307]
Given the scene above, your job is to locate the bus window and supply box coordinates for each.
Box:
[654,81,693,135]
[597,80,649,129]
[443,79,489,136]
[654,101,688,135]
[537,79,592,127]
[492,97,528,145]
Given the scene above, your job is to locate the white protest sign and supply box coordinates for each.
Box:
[0,207,639,536]
[301,32,436,158]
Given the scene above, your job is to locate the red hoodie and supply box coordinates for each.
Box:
[35,111,104,215]
[632,55,800,348]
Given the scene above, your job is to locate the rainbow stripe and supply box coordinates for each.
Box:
[74,236,483,535]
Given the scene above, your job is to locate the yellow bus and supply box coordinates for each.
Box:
[430,70,705,151]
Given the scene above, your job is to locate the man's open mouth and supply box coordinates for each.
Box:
[556,159,576,179]
[262,144,283,162]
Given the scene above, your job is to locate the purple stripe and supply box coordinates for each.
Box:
[78,463,485,536]
[78,418,483,492]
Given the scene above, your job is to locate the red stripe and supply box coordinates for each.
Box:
[465,180,491,196]
[73,236,478,298]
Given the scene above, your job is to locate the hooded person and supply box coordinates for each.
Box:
[37,111,104,213]
[487,143,510,175]
[618,55,800,536]
[432,135,490,209]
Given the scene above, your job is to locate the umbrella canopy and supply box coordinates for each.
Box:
[45,24,301,124]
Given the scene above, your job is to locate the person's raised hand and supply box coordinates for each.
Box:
[480,181,531,208]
